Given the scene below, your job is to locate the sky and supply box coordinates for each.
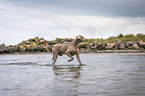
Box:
[0,0,145,45]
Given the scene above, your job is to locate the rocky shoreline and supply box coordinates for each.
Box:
[0,37,145,54]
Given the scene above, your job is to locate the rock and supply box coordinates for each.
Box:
[105,43,115,50]
[38,40,45,44]
[80,48,89,52]
[139,47,145,51]
[132,44,139,50]
[60,40,65,43]
[138,40,144,46]
[35,37,39,42]
[92,41,98,46]
[62,42,70,44]
[79,42,88,49]
[0,44,6,49]
[44,46,51,52]
[91,45,97,50]
[97,43,107,50]
[138,40,145,49]
[0,48,6,53]
[46,41,57,45]
[128,41,137,46]
[27,47,37,53]
[25,41,31,45]
[105,46,112,50]
[123,41,129,48]
[31,42,37,47]
[20,47,27,53]
[0,44,6,53]
[113,41,126,50]
[140,44,145,49]
[36,46,45,52]
[23,44,31,48]
[6,47,21,53]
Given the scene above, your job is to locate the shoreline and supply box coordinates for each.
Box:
[80,49,145,53]
[0,49,144,55]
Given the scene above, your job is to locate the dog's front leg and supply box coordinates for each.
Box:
[76,51,82,65]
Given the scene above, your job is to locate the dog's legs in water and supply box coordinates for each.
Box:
[52,48,58,65]
[76,51,82,65]
[52,54,58,65]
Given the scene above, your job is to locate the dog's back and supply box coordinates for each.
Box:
[52,43,69,53]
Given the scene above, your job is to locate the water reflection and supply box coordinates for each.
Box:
[52,64,82,96]
[53,64,82,79]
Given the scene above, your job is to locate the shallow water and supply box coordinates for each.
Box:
[0,53,145,96]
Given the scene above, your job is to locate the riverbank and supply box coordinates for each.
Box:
[1,35,145,54]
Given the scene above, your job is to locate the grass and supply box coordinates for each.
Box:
[87,33,145,44]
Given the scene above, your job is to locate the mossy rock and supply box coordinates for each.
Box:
[39,40,45,44]
[30,42,37,47]
[0,44,6,49]
[35,37,39,42]
[23,44,32,48]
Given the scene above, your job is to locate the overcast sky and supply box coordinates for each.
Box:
[0,0,145,45]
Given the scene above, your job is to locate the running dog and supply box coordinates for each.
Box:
[52,35,87,65]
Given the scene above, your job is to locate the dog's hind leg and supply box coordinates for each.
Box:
[65,52,74,62]
[52,47,58,65]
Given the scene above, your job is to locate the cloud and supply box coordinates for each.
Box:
[3,0,145,17]
[0,0,145,45]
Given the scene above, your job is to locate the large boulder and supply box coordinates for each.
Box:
[138,40,145,49]
[35,46,45,52]
[44,45,52,52]
[97,43,107,50]
[25,41,31,45]
[79,42,88,49]
[38,40,45,44]
[27,47,37,53]
[30,42,37,47]
[28,38,35,42]
[123,41,129,48]
[132,44,139,50]
[0,44,6,53]
[105,43,115,50]
[138,40,144,46]
[23,44,31,48]
[92,41,98,46]
[6,47,21,53]
[113,41,126,50]
[35,37,39,42]
[128,41,137,46]
[46,41,57,45]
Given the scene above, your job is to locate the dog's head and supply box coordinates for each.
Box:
[76,35,87,42]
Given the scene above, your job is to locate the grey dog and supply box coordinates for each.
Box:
[52,35,87,65]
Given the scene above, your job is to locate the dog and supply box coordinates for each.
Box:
[52,35,87,65]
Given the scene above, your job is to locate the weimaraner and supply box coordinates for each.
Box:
[52,35,87,65]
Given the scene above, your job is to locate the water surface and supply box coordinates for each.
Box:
[0,53,145,96]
